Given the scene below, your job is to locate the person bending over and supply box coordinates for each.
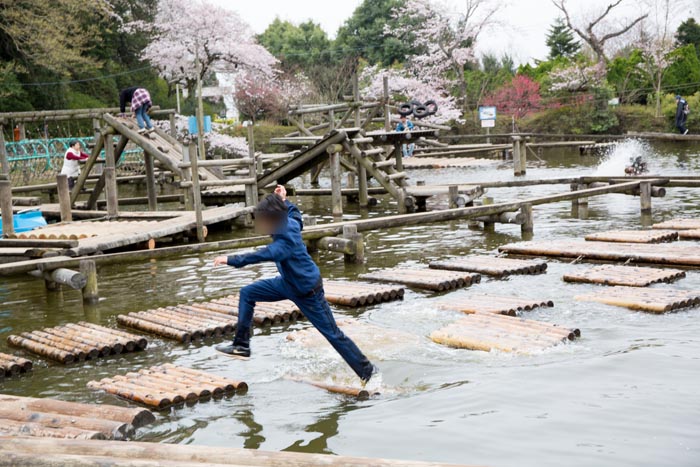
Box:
[60,140,89,189]
[119,86,154,134]
[213,186,377,384]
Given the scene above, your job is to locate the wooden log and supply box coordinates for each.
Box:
[640,181,652,214]
[29,268,87,290]
[75,322,147,350]
[87,379,173,409]
[130,311,204,340]
[117,315,191,343]
[108,375,189,403]
[7,335,75,363]
[0,179,14,237]
[29,330,98,360]
[0,419,106,440]
[160,364,248,392]
[59,323,129,353]
[330,151,343,217]
[0,407,132,440]
[79,259,98,303]
[56,175,72,223]
[520,203,533,236]
[46,326,115,356]
[137,369,219,398]
[290,378,375,400]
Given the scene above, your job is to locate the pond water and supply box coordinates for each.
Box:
[1,140,699,467]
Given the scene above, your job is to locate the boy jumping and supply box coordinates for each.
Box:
[213,186,377,384]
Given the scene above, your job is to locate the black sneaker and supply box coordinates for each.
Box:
[215,343,251,359]
[360,364,379,387]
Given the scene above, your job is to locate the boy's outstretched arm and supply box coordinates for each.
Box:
[213,232,295,269]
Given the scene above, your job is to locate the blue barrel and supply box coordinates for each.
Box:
[188,116,212,135]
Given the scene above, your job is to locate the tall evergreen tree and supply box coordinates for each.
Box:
[676,18,700,59]
[545,17,581,60]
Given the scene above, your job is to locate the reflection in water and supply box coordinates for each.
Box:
[235,408,266,450]
[284,401,360,455]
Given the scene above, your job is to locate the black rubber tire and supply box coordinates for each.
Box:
[413,105,429,119]
[423,100,438,115]
[398,103,414,116]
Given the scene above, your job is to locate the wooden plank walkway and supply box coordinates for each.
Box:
[430,313,579,353]
[653,218,700,230]
[0,394,154,440]
[402,157,498,169]
[360,267,481,291]
[88,364,247,409]
[0,353,32,378]
[499,240,700,267]
[584,230,678,243]
[429,256,547,277]
[438,294,554,316]
[324,280,404,306]
[404,184,483,199]
[563,265,686,287]
[7,323,147,364]
[575,286,700,313]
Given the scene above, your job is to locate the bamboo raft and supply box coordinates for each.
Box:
[87,364,248,409]
[429,256,547,277]
[323,280,404,306]
[438,294,554,316]
[584,229,678,244]
[499,240,700,267]
[563,265,686,287]
[0,353,33,378]
[575,286,700,313]
[430,313,580,353]
[359,267,481,291]
[7,322,147,364]
[652,218,700,230]
[0,394,155,440]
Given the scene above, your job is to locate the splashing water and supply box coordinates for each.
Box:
[593,139,656,176]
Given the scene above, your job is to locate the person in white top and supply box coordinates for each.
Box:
[60,140,90,189]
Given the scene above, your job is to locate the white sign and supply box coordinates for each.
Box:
[481,119,495,128]
[478,106,497,121]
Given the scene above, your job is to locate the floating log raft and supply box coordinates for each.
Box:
[209,295,302,325]
[323,280,404,306]
[401,157,498,169]
[652,218,700,230]
[287,377,378,400]
[430,313,580,353]
[0,353,33,378]
[677,229,700,240]
[575,286,700,313]
[360,267,481,291]
[584,230,678,244]
[0,394,155,440]
[499,240,700,267]
[563,265,686,287]
[7,322,147,364]
[429,256,547,277]
[438,294,554,316]
[87,364,247,409]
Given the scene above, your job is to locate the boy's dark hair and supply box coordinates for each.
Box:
[253,194,287,221]
[68,140,80,148]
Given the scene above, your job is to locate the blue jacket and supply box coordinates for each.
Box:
[396,120,414,132]
[227,201,320,295]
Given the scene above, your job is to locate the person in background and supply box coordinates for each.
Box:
[213,185,377,386]
[675,95,689,135]
[119,86,154,134]
[60,140,89,189]
[396,114,415,157]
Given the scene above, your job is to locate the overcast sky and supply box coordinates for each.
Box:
[219,0,699,65]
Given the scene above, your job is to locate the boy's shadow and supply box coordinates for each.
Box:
[282,400,362,455]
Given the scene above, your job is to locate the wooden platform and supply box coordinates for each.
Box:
[0,353,32,378]
[404,184,483,200]
[563,265,686,287]
[653,218,700,230]
[438,294,554,316]
[499,240,700,267]
[360,267,481,291]
[117,306,238,343]
[429,256,547,277]
[88,364,247,409]
[584,230,678,243]
[0,394,154,440]
[430,313,579,353]
[575,286,700,313]
[324,280,404,306]
[402,157,497,169]
[7,322,147,364]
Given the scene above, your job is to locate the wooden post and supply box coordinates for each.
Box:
[481,196,495,230]
[394,143,403,172]
[521,203,534,236]
[189,144,205,242]
[169,113,176,138]
[328,109,335,131]
[448,185,459,209]
[0,179,14,237]
[512,136,523,176]
[383,75,391,132]
[519,138,527,175]
[18,123,26,140]
[56,175,72,222]
[640,181,652,214]
[245,125,258,207]
[330,151,343,217]
[79,259,98,303]
[144,153,158,211]
[193,39,207,243]
[0,124,9,178]
[342,224,364,264]
[104,137,118,217]
[578,183,589,206]
[181,143,193,210]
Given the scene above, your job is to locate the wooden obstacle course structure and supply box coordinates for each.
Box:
[429,256,547,277]
[0,394,155,440]
[0,353,32,378]
[360,267,481,291]
[87,364,247,409]
[430,313,579,353]
[438,294,554,316]
[563,265,686,287]
[575,286,700,313]
[584,230,678,244]
[323,280,404,306]
[7,322,147,364]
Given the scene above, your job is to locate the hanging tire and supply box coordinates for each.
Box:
[424,100,438,115]
[413,105,429,119]
[398,103,414,116]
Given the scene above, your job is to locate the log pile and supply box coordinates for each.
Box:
[584,229,678,244]
[7,322,147,364]
[429,256,547,277]
[0,394,155,440]
[0,353,32,378]
[438,294,554,316]
[117,306,238,343]
[563,265,686,287]
[87,364,248,409]
[323,280,404,306]
[575,286,700,313]
[652,218,700,230]
[430,313,580,353]
[499,240,700,267]
[360,267,481,291]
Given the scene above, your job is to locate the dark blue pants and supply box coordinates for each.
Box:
[235,277,373,380]
[677,122,687,134]
[135,106,153,129]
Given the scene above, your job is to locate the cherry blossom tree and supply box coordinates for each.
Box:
[549,62,607,92]
[484,76,542,119]
[233,72,313,123]
[386,0,501,113]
